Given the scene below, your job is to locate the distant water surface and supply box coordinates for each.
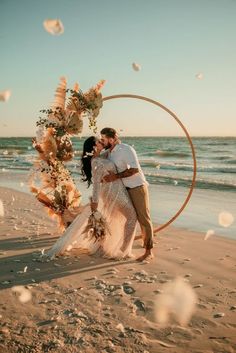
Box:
[0,136,235,192]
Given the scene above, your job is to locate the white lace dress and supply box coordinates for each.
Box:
[47,157,137,259]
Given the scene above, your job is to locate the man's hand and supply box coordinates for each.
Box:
[102,171,118,183]
[90,201,98,212]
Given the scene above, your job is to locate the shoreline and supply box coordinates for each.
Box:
[0,170,235,240]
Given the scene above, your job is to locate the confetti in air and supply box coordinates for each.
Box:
[132,62,141,71]
[12,286,32,303]
[218,211,234,228]
[195,73,203,80]
[0,200,4,217]
[0,90,11,102]
[155,277,197,326]
[43,19,64,35]
[204,229,215,240]
[66,245,73,251]
[116,323,125,333]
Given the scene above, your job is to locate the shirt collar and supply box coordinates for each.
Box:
[110,143,121,153]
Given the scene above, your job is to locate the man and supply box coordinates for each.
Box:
[100,127,154,262]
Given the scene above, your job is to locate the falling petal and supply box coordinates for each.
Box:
[218,211,234,228]
[43,19,64,36]
[23,266,28,273]
[116,323,125,333]
[0,200,4,217]
[12,285,32,303]
[0,90,11,102]
[155,277,197,326]
[195,73,203,80]
[132,62,141,71]
[204,229,215,240]
[173,180,178,186]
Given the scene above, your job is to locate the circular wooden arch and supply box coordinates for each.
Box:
[102,94,197,233]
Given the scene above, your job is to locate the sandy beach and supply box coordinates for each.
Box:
[0,186,235,353]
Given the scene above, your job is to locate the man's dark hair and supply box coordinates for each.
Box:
[100,127,117,138]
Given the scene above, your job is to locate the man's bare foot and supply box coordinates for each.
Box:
[136,250,154,262]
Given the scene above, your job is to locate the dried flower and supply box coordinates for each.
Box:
[83,211,110,242]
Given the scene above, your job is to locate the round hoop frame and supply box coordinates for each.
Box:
[102,94,197,233]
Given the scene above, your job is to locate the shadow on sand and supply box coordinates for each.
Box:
[0,234,140,291]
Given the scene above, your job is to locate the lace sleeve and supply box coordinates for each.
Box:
[91,158,104,203]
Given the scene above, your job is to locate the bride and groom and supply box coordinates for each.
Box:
[47,127,154,262]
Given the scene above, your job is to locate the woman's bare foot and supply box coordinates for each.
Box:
[136,249,154,262]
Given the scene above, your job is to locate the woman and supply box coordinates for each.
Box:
[47,136,137,259]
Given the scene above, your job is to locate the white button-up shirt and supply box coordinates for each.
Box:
[108,143,147,188]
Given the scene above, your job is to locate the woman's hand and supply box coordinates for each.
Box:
[90,201,98,212]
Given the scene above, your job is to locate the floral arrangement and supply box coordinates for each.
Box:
[30,77,105,230]
[83,210,111,242]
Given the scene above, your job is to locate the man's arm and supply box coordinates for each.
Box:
[103,168,138,182]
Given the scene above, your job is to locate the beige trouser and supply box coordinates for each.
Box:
[127,184,153,250]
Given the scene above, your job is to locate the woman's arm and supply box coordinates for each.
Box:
[91,159,104,207]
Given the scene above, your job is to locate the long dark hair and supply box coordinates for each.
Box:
[81,136,96,187]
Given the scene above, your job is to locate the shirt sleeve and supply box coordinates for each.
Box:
[91,159,104,203]
[124,145,140,169]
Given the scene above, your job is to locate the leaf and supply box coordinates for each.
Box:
[51,77,67,110]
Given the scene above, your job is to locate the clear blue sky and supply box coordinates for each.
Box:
[0,0,236,137]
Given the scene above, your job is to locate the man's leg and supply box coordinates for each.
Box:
[128,185,154,260]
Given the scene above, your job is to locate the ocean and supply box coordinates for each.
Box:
[0,136,235,192]
[0,136,235,239]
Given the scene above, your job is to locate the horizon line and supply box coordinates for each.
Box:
[0,135,236,138]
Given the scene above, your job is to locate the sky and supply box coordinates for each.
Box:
[0,0,236,137]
